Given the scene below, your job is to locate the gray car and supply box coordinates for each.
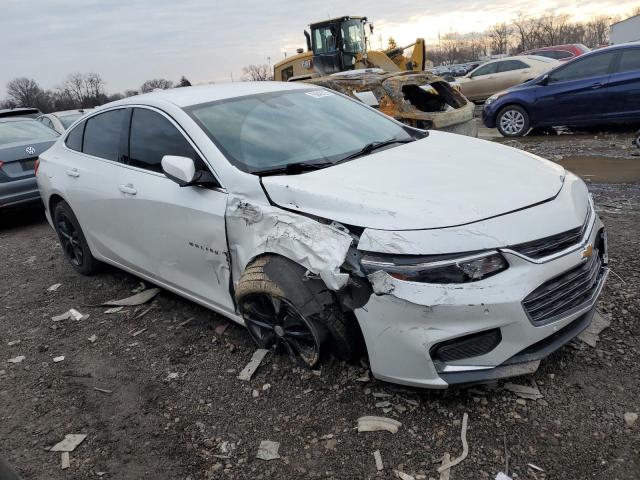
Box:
[0,117,58,208]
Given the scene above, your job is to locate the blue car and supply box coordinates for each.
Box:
[483,43,640,137]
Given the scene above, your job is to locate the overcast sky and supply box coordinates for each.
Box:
[1,0,638,96]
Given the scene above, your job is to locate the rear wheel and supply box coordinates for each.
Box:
[53,201,99,275]
[236,255,362,367]
[496,105,530,137]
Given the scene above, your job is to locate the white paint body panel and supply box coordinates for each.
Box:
[36,82,606,388]
[610,16,640,44]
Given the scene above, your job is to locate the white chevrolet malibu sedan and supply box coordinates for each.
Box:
[36,82,608,388]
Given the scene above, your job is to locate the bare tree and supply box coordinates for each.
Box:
[6,77,45,108]
[585,16,610,47]
[387,37,398,50]
[60,72,106,108]
[140,78,174,93]
[241,64,273,81]
[512,12,536,52]
[488,23,510,55]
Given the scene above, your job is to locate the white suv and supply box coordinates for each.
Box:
[36,82,608,388]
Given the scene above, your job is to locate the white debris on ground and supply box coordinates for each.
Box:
[102,288,161,306]
[60,451,70,469]
[237,349,269,381]
[503,381,544,400]
[53,356,65,363]
[256,440,280,461]
[495,472,512,480]
[47,283,62,292]
[7,356,25,364]
[394,469,415,480]
[527,463,544,472]
[104,306,124,314]
[131,282,146,293]
[356,416,402,434]
[88,334,97,343]
[7,340,20,346]
[624,412,638,427]
[439,453,451,480]
[49,434,87,452]
[577,311,611,347]
[373,450,384,471]
[51,308,86,321]
[166,372,179,381]
[438,413,469,474]
[93,387,112,394]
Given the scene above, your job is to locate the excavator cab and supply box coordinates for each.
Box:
[307,16,367,75]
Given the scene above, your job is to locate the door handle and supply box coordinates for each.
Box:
[118,183,137,195]
[591,82,604,89]
[65,168,80,177]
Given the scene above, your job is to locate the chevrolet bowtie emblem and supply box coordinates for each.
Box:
[581,243,594,259]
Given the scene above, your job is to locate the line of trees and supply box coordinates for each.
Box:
[428,7,640,65]
[1,74,192,113]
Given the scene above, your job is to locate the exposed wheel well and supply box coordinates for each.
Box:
[48,194,65,216]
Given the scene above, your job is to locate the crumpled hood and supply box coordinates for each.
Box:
[262,131,565,230]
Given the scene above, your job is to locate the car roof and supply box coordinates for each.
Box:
[107,82,316,109]
[572,41,640,58]
[51,109,92,117]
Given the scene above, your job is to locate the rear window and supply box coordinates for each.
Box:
[65,121,85,152]
[534,50,573,60]
[0,119,58,146]
[82,109,127,161]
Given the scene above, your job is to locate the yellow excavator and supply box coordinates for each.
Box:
[273,16,427,81]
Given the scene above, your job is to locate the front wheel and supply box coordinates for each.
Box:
[235,255,362,367]
[496,105,530,137]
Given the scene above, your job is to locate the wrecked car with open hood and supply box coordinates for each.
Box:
[37,81,608,388]
[305,70,477,137]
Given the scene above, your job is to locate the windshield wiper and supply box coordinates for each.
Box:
[337,138,414,162]
[254,160,333,176]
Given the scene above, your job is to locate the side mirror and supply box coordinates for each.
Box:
[539,74,549,86]
[162,155,196,186]
[162,155,221,188]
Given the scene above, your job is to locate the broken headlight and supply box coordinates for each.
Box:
[360,251,508,284]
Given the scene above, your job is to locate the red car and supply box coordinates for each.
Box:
[520,44,590,62]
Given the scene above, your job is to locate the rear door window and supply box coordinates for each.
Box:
[617,49,640,73]
[471,62,498,77]
[65,121,85,151]
[82,109,127,161]
[497,60,529,72]
[128,108,202,173]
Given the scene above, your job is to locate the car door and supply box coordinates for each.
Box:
[532,51,617,126]
[115,106,233,311]
[56,109,131,263]
[603,47,640,122]
[494,59,532,91]
[462,62,498,100]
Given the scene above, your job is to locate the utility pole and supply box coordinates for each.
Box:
[267,56,271,71]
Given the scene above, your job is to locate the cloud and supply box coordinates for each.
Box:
[1,0,638,96]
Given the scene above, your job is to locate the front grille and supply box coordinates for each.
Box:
[431,328,502,362]
[509,207,591,259]
[523,249,604,325]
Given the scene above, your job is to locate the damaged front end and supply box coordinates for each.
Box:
[304,71,477,136]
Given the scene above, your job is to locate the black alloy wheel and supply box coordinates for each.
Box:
[240,293,325,367]
[56,212,83,267]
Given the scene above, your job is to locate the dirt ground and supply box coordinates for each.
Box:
[1,131,639,480]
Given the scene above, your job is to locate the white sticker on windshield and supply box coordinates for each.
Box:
[305,90,335,98]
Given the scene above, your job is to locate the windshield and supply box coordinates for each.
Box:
[187,89,413,174]
[0,120,59,146]
[341,20,365,54]
[59,113,83,128]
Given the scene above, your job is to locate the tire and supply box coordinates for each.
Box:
[53,201,99,275]
[496,105,530,137]
[235,255,362,367]
[634,133,640,149]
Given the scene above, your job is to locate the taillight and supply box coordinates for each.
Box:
[34,158,40,175]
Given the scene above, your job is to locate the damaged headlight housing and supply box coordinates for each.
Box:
[361,251,508,284]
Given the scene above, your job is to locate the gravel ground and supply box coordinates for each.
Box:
[1,133,639,480]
